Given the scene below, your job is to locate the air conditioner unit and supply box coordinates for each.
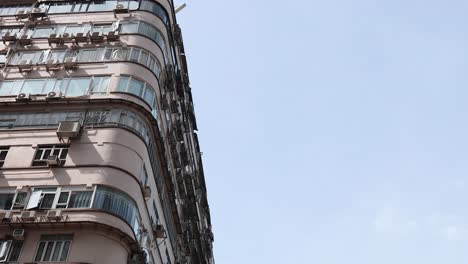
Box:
[152,224,166,238]
[2,32,17,44]
[0,211,11,223]
[46,91,62,100]
[161,99,169,110]
[12,229,25,240]
[30,8,47,18]
[19,211,35,222]
[46,155,60,166]
[46,209,62,221]
[57,121,81,138]
[18,34,32,46]
[106,31,120,42]
[63,57,78,70]
[73,32,88,44]
[114,4,129,14]
[17,59,33,72]
[61,32,73,43]
[90,31,104,43]
[143,186,151,199]
[16,93,31,101]
[15,10,30,20]
[45,59,61,71]
[48,33,62,45]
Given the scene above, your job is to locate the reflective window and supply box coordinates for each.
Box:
[0,76,111,97]
[140,0,169,24]
[93,186,139,228]
[116,76,156,107]
[0,5,31,16]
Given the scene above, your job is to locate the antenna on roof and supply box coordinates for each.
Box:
[175,3,187,14]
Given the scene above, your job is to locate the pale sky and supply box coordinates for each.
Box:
[177,0,468,263]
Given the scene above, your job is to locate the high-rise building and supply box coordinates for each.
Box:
[0,1,214,264]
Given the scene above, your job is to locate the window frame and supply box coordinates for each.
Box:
[34,234,73,262]
[32,145,70,167]
[0,146,9,167]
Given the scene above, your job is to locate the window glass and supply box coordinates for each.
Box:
[48,3,73,13]
[0,193,14,210]
[139,51,149,66]
[69,191,93,208]
[92,186,138,227]
[65,78,90,96]
[63,25,83,35]
[143,86,155,106]
[33,27,56,38]
[128,79,144,96]
[8,241,23,262]
[120,23,138,34]
[22,80,45,94]
[117,77,129,92]
[0,81,13,96]
[73,2,89,12]
[49,50,66,62]
[129,48,140,62]
[111,48,129,61]
[93,24,113,34]
[43,79,57,94]
[35,235,72,262]
[88,1,115,12]
[90,77,110,94]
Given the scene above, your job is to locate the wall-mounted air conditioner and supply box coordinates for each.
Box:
[46,209,62,221]
[45,59,61,71]
[106,31,120,42]
[46,155,60,166]
[90,31,104,43]
[30,7,47,19]
[15,10,30,20]
[18,34,32,46]
[16,93,31,101]
[46,91,62,100]
[19,211,35,222]
[56,121,81,139]
[2,32,17,44]
[48,33,62,45]
[152,224,166,238]
[114,4,129,14]
[63,57,78,70]
[73,32,88,44]
[12,229,25,240]
[0,211,11,223]
[143,186,151,200]
[17,59,33,73]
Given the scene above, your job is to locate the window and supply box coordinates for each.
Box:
[90,77,110,95]
[92,186,138,228]
[140,166,148,186]
[0,240,23,262]
[32,145,69,167]
[0,193,13,210]
[151,200,159,225]
[0,147,9,167]
[116,76,156,108]
[34,234,72,262]
[26,187,93,210]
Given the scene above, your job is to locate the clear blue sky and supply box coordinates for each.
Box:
[177,0,468,263]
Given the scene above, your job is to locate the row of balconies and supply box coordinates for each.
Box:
[11,4,131,22]
[2,31,120,46]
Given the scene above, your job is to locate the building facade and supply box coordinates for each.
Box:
[0,1,214,264]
